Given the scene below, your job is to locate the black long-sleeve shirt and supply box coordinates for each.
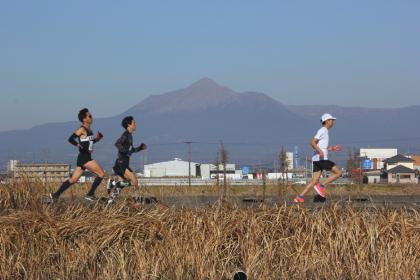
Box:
[115,131,143,159]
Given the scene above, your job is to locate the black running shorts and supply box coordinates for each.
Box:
[113,158,132,177]
[313,160,335,173]
[77,153,93,169]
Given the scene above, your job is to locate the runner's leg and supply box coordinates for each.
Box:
[84,160,106,196]
[299,171,322,197]
[124,168,140,196]
[52,167,84,198]
[322,166,342,186]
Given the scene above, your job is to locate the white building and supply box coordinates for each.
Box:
[360,148,398,169]
[144,158,198,178]
[201,163,238,179]
[267,173,293,180]
[7,160,19,172]
[384,154,415,171]
[144,159,243,180]
[363,170,382,184]
[286,152,294,170]
[8,160,70,183]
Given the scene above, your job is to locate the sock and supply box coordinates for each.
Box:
[87,177,103,196]
[54,180,72,197]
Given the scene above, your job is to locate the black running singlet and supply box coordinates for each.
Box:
[79,126,94,154]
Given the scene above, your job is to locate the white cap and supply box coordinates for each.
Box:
[321,113,336,123]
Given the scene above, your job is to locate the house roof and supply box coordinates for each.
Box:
[387,165,415,174]
[384,154,414,164]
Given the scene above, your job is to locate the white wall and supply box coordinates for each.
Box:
[360,149,398,169]
[144,159,197,177]
[7,160,19,172]
[286,152,294,170]
[267,173,293,180]
[200,164,211,179]
[360,148,398,159]
[366,175,381,184]
[386,162,415,171]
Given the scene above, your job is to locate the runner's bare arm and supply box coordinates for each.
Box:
[74,127,85,137]
[68,127,85,147]
[310,138,324,157]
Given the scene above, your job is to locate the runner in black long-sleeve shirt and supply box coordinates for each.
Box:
[107,116,147,202]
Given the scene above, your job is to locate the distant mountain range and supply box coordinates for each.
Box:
[1,78,419,170]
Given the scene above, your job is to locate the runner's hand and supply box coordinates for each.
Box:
[139,143,147,151]
[330,144,342,152]
[95,132,104,142]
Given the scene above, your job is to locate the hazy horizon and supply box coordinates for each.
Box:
[1,76,420,132]
[1,77,420,133]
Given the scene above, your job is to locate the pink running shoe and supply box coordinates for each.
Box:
[314,184,326,198]
[294,196,304,203]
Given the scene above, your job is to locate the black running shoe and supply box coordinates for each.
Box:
[49,193,58,203]
[313,194,326,203]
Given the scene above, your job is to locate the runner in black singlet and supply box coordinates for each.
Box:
[50,108,106,202]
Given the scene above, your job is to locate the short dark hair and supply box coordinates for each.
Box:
[122,116,134,129]
[78,108,89,122]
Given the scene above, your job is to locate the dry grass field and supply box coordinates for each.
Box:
[0,182,419,279]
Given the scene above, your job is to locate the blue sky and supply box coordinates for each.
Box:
[1,1,419,131]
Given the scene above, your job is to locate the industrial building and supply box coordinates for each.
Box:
[8,160,70,183]
[143,158,243,179]
[143,150,296,180]
[360,148,398,170]
[202,163,241,180]
[144,158,199,178]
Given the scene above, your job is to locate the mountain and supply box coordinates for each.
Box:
[122,77,310,142]
[0,78,420,170]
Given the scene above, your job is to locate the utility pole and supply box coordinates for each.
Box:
[143,149,148,169]
[185,141,192,187]
[142,149,148,195]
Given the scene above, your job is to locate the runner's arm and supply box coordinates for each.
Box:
[68,128,84,147]
[310,138,325,158]
[131,143,147,153]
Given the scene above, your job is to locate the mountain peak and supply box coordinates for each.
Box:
[188,77,225,89]
[125,78,289,116]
